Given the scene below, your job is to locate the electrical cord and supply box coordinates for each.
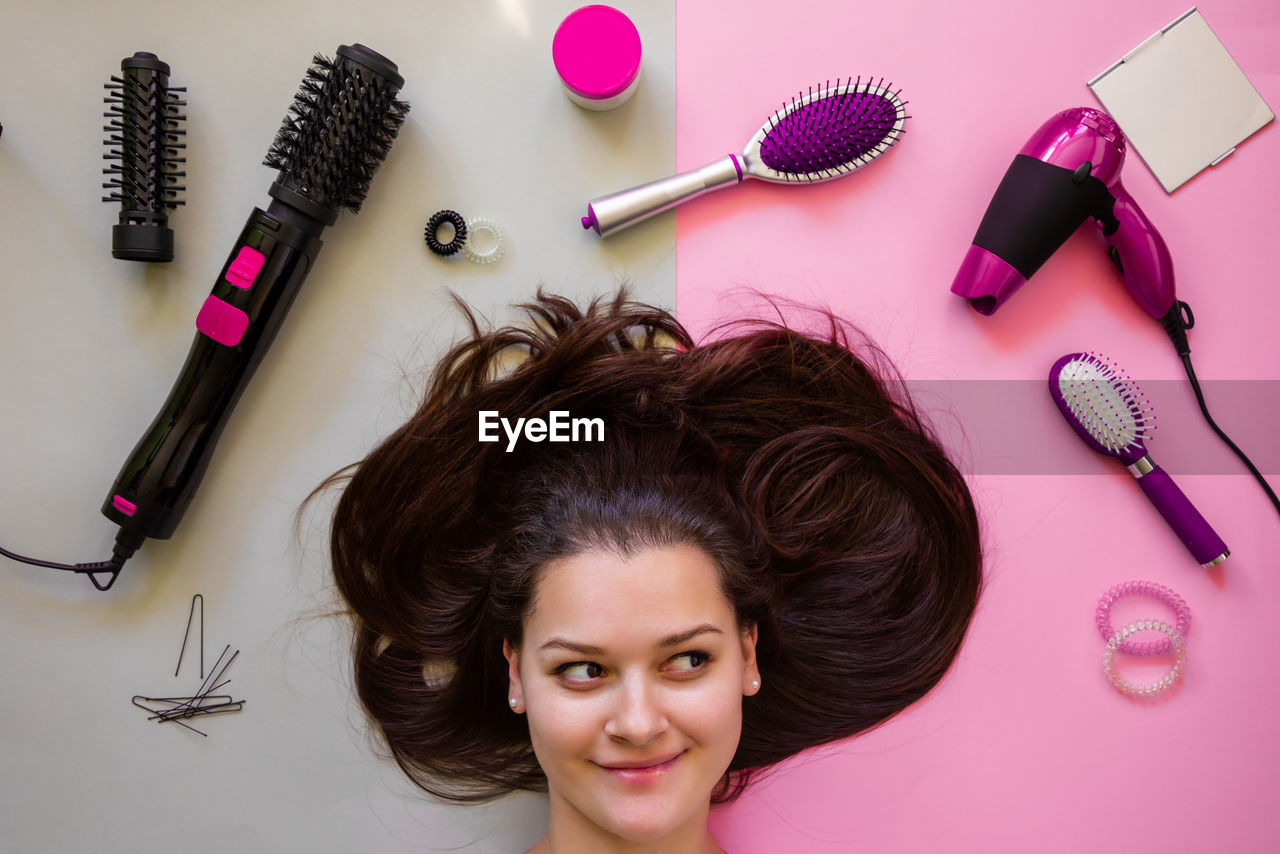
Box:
[2,527,139,590]
[1,544,123,590]
[1164,299,1280,521]
[1180,351,1280,517]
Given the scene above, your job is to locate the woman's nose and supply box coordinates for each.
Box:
[603,676,667,744]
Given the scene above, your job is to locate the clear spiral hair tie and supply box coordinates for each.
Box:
[1096,580,1190,656]
[1102,620,1187,698]
[1095,580,1191,699]
[461,216,505,264]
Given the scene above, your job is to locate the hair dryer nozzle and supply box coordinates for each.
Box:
[950,245,1027,315]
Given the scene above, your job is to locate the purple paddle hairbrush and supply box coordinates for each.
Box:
[1050,352,1229,568]
[582,77,908,237]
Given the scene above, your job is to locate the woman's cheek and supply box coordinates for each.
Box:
[527,691,592,757]
[524,696,570,752]
[677,677,744,741]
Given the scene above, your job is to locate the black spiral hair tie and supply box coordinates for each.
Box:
[425,209,468,257]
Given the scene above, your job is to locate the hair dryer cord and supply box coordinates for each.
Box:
[1171,321,1280,521]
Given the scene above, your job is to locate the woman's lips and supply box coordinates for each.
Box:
[597,751,685,783]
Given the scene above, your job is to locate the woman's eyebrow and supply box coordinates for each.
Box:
[539,639,605,656]
[538,624,723,655]
[657,624,723,647]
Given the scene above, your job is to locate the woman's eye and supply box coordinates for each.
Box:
[666,650,712,673]
[556,661,604,682]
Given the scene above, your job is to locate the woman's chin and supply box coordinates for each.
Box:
[607,819,680,844]
[597,796,699,844]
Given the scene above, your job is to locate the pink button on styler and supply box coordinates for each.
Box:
[196,295,250,347]
[552,5,642,111]
[225,245,265,289]
[112,495,137,516]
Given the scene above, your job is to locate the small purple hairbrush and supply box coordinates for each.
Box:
[582,77,908,237]
[1050,352,1229,568]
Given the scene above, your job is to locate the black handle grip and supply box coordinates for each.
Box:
[972,155,1116,279]
[102,208,322,540]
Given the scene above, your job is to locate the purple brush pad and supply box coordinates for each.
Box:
[759,85,901,176]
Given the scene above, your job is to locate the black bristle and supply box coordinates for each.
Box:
[263,52,410,215]
[102,68,187,211]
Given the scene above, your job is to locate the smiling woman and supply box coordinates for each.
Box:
[508,545,759,850]
[318,287,982,854]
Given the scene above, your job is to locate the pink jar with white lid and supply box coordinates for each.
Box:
[552,5,642,111]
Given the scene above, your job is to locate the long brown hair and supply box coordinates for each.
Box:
[321,287,981,803]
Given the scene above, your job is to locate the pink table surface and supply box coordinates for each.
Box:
[674,1,1280,852]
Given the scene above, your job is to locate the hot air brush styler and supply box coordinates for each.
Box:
[583,77,908,237]
[91,44,409,587]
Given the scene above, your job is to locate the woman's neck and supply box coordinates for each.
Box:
[524,793,725,854]
[526,829,724,854]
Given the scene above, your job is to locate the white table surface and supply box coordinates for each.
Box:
[0,2,674,851]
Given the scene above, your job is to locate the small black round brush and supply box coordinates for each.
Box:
[102,51,187,262]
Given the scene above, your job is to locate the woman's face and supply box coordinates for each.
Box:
[504,544,760,846]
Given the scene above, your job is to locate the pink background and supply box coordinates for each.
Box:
[675,1,1280,851]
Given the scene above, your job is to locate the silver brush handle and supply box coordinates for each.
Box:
[583,155,743,237]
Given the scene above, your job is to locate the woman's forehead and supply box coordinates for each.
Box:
[525,545,735,645]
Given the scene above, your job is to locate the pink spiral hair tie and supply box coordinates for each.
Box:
[1102,620,1187,698]
[1096,580,1191,656]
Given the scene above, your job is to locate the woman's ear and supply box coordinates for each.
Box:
[740,624,761,696]
[503,639,525,714]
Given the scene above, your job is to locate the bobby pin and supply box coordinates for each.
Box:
[131,694,234,721]
[132,671,243,735]
[135,694,234,707]
[151,702,245,722]
[135,599,245,736]
[174,593,204,678]
[165,646,239,717]
[142,673,235,721]
[140,698,245,723]
[133,695,213,737]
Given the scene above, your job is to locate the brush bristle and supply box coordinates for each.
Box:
[1055,352,1155,454]
[102,74,187,212]
[758,77,906,179]
[263,53,409,215]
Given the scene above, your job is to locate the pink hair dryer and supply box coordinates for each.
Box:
[951,107,1191,351]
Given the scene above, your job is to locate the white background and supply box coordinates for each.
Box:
[0,2,674,851]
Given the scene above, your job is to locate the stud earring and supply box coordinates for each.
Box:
[751,680,760,691]
[509,697,518,708]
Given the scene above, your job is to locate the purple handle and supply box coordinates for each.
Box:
[1100,183,1176,320]
[1135,464,1229,566]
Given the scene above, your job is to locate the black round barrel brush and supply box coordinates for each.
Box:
[101,44,409,574]
[102,52,187,262]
